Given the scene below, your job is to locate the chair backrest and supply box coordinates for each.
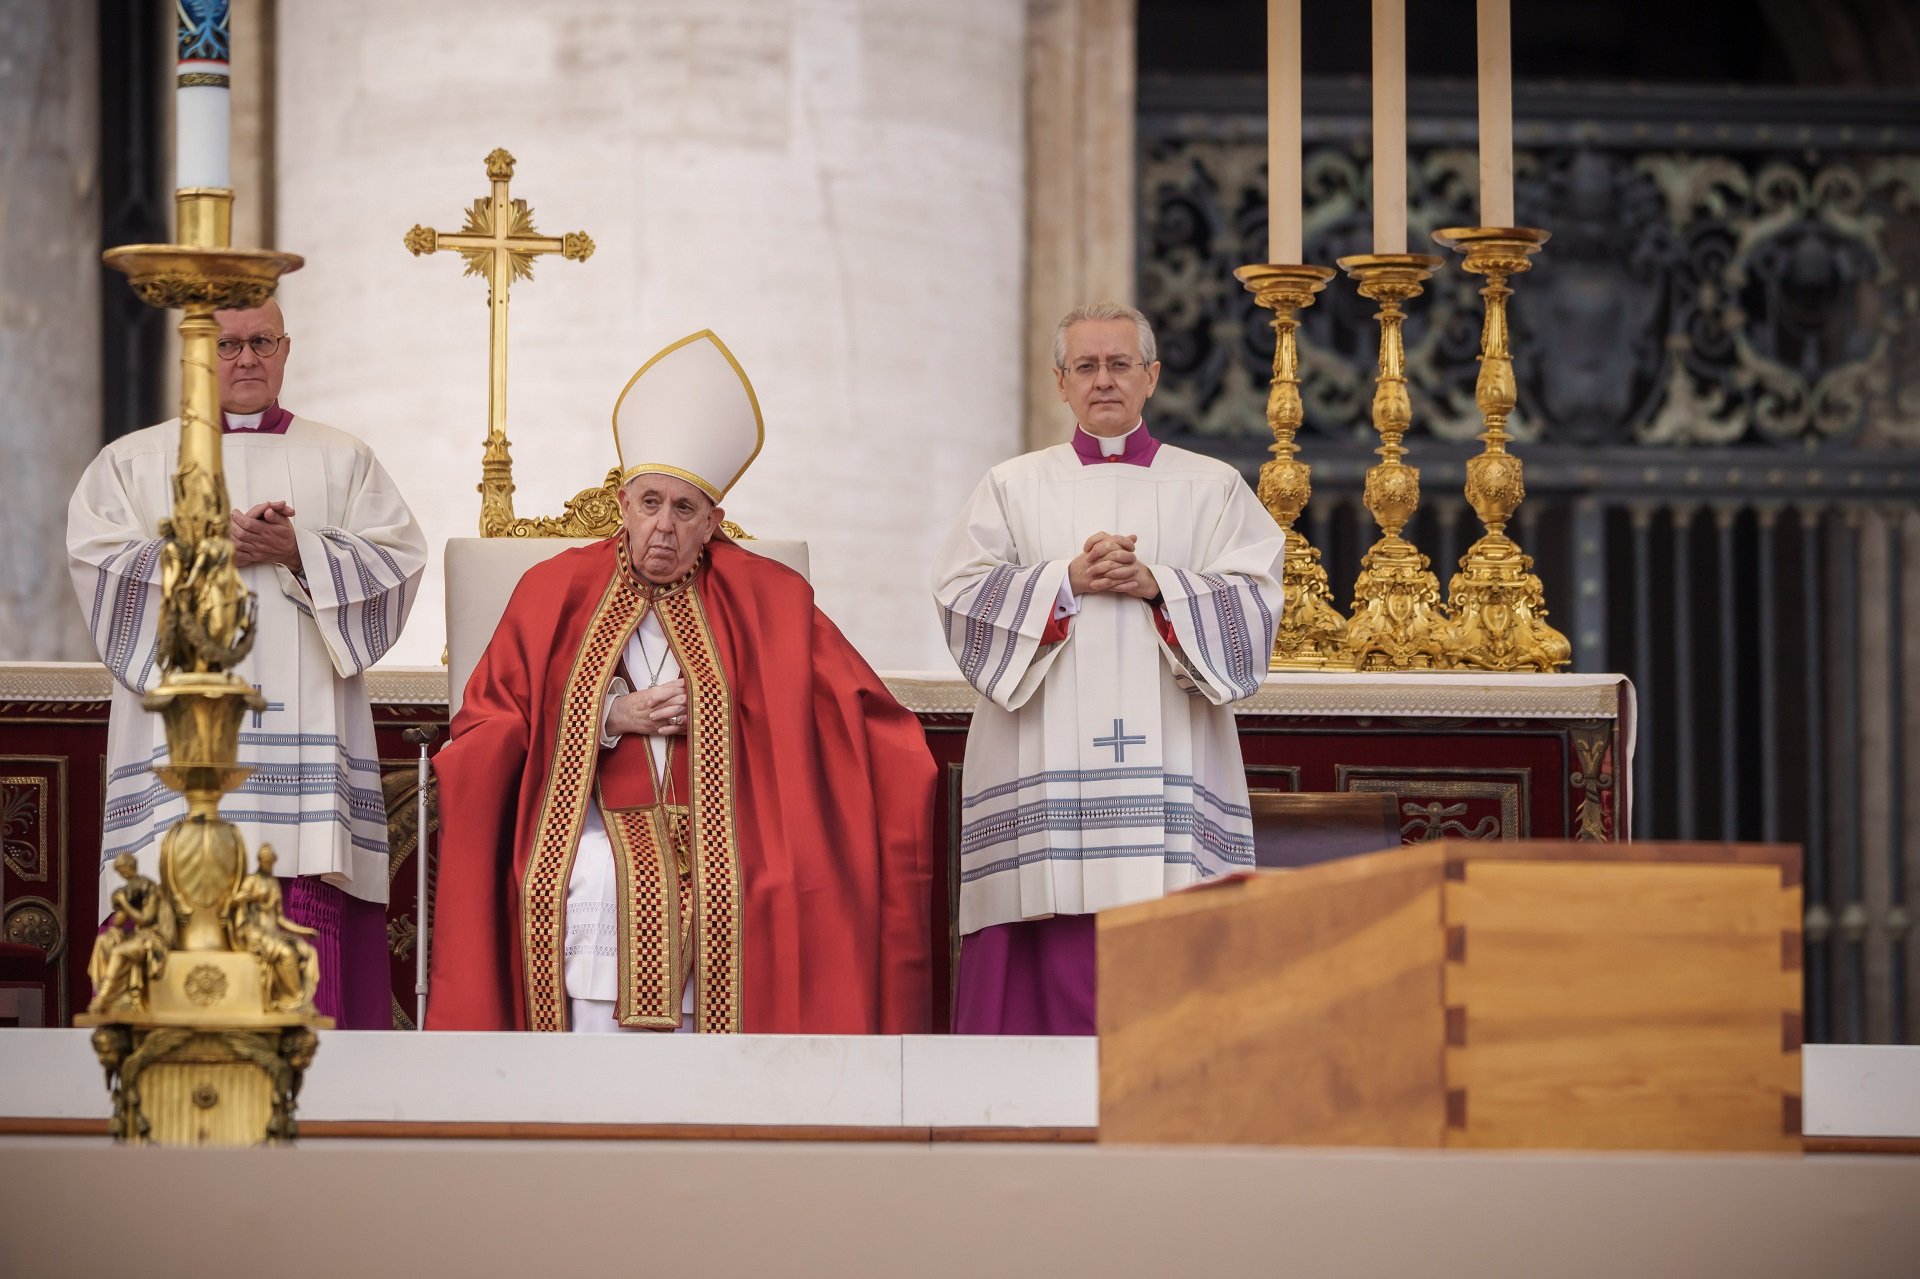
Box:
[444,536,809,721]
[1249,791,1402,870]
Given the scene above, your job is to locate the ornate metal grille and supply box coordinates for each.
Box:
[1140,78,1920,456]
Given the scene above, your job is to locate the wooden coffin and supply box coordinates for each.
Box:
[1097,840,1802,1152]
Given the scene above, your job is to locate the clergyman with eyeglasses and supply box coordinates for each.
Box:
[931,302,1286,1034]
[66,298,428,1029]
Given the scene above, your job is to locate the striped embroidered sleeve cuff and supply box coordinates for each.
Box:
[1155,568,1278,704]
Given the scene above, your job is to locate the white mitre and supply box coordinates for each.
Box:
[612,329,765,501]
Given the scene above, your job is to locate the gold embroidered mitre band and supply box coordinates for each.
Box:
[612,329,765,500]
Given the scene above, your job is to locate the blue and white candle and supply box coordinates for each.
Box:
[176,0,231,189]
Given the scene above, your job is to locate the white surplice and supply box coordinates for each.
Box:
[66,415,427,911]
[932,438,1286,935]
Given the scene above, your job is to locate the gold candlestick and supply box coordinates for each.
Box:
[1336,252,1446,670]
[1233,263,1346,667]
[1431,226,1569,671]
[83,190,328,1146]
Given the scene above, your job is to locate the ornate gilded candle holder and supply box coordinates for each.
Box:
[1233,262,1345,668]
[1335,252,1447,670]
[81,188,328,1146]
[1430,226,1569,671]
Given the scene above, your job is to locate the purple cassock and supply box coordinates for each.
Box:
[283,878,393,1028]
[950,422,1159,1037]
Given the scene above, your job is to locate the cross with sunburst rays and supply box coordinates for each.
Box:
[405,148,595,530]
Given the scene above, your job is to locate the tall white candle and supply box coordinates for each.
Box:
[1268,0,1303,263]
[176,0,232,189]
[1477,0,1515,227]
[1371,0,1406,253]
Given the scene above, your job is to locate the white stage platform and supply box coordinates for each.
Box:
[0,1030,1098,1134]
[3,1031,1917,1142]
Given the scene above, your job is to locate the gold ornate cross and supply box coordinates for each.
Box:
[405,148,594,535]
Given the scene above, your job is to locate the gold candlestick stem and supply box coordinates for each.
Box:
[1233,262,1343,668]
[1431,226,1569,671]
[1336,252,1446,670]
[84,191,328,1146]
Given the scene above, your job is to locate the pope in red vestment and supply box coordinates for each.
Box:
[426,331,934,1033]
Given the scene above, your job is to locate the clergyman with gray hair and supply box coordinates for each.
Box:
[930,301,1286,1034]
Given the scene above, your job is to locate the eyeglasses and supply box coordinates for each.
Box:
[1062,357,1145,380]
[216,335,288,360]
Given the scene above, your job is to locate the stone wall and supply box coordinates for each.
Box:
[0,1,98,661]
[274,0,1029,670]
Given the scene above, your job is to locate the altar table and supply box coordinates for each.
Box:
[0,662,1632,1029]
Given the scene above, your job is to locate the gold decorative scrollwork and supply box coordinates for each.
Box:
[183,964,229,1006]
[1570,729,1616,841]
[128,276,278,311]
[504,468,626,538]
[1341,770,1527,840]
[1398,801,1500,841]
[1,776,49,880]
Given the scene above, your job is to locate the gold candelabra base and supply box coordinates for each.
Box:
[1431,226,1570,672]
[1336,252,1446,671]
[1233,262,1345,668]
[82,1022,324,1147]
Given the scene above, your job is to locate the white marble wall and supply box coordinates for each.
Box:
[274,0,1028,671]
[0,2,98,661]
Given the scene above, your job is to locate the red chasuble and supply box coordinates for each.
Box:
[427,536,934,1033]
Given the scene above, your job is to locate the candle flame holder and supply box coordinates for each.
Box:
[1335,252,1447,671]
[1430,226,1570,672]
[1233,262,1345,668]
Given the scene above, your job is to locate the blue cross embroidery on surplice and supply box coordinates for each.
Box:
[1093,718,1147,763]
[251,684,286,728]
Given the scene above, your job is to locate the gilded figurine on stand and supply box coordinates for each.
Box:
[87,855,176,1016]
